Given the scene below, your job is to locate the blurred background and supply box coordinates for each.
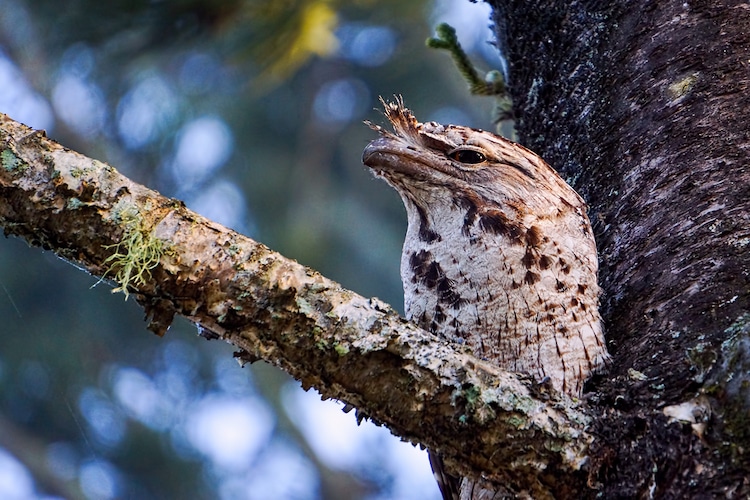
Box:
[0,1,506,498]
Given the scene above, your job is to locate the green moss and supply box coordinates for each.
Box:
[102,202,166,299]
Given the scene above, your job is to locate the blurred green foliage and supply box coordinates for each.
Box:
[0,0,504,498]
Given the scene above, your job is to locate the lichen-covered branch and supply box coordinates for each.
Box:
[0,113,598,494]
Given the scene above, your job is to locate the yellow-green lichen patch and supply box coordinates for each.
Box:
[70,166,94,178]
[333,343,349,356]
[226,243,241,256]
[315,337,329,351]
[668,73,699,101]
[102,201,166,299]
[71,159,109,179]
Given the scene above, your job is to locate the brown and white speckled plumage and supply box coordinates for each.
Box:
[362,98,609,500]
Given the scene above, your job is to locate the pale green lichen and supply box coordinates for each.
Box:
[296,297,316,316]
[2,149,28,172]
[101,201,165,299]
[686,340,717,383]
[66,197,84,210]
[453,384,502,425]
[333,343,349,356]
[462,385,482,409]
[71,160,106,178]
[507,414,527,429]
[315,337,328,351]
[628,368,648,381]
[70,167,89,178]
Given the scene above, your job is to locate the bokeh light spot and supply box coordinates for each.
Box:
[313,78,369,125]
[185,395,274,470]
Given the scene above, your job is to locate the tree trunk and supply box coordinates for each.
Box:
[490,0,750,496]
[2,2,750,498]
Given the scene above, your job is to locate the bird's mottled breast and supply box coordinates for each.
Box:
[397,187,604,393]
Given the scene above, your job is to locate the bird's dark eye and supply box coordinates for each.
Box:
[448,149,486,164]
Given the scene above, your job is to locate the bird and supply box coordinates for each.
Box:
[362,97,610,500]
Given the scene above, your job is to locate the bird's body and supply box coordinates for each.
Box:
[363,98,609,500]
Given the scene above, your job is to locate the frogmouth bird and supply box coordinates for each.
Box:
[362,97,609,500]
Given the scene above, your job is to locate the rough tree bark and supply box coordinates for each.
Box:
[490,0,750,496]
[1,1,749,498]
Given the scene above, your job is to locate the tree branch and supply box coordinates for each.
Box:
[0,113,600,495]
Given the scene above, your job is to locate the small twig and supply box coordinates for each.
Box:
[426,23,506,97]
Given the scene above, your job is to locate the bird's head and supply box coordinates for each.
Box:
[362,97,585,218]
